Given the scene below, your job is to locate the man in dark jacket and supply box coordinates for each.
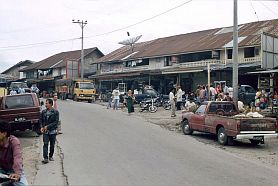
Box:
[40,98,59,164]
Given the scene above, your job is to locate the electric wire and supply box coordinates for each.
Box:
[249,0,260,21]
[259,0,278,17]
[0,0,194,51]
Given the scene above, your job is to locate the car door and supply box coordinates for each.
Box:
[190,104,206,131]
[205,103,218,133]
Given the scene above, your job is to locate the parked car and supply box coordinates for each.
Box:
[228,85,256,105]
[181,101,277,145]
[0,93,41,134]
[9,82,31,94]
[238,85,256,105]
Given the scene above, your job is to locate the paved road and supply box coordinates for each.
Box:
[58,100,278,186]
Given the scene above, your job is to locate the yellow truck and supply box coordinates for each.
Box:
[55,79,96,103]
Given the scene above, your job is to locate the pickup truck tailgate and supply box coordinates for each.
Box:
[239,118,277,132]
[0,107,40,122]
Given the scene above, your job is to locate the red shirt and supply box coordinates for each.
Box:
[0,135,23,175]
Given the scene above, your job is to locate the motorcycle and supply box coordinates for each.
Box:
[140,97,158,113]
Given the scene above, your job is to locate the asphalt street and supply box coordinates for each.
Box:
[56,100,278,186]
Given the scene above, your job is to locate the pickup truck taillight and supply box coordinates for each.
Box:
[236,120,241,132]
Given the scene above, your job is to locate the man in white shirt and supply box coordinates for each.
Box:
[209,86,216,101]
[10,89,17,95]
[176,86,183,110]
[112,87,120,110]
[169,88,176,117]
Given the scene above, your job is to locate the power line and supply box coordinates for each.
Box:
[259,1,278,17]
[249,0,260,21]
[0,0,194,51]
[0,38,79,51]
[85,0,194,38]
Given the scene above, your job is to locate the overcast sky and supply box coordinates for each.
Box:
[1,0,278,72]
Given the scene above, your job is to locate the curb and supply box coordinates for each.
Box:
[33,135,66,185]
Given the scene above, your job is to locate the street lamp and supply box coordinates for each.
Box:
[72,19,87,79]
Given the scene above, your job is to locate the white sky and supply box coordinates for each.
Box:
[0,0,278,72]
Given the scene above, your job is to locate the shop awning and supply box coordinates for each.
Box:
[162,69,203,75]
[247,69,278,74]
[89,72,142,80]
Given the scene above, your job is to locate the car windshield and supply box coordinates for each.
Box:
[244,86,256,93]
[144,89,158,97]
[10,82,28,88]
[5,95,34,109]
[195,105,207,114]
[79,83,95,89]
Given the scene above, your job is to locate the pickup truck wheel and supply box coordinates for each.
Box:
[181,120,193,135]
[73,95,77,101]
[249,139,260,146]
[217,127,228,145]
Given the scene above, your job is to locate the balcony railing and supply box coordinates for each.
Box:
[225,56,261,64]
[99,57,261,74]
[122,66,149,72]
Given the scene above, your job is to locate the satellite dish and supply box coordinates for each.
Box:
[118,34,142,52]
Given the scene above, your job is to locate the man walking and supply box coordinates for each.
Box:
[112,87,120,110]
[40,99,59,164]
[176,86,183,110]
[169,88,176,117]
[53,94,62,134]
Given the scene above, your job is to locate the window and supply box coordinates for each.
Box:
[180,51,212,63]
[244,47,255,58]
[79,83,95,89]
[5,95,34,109]
[195,105,206,114]
[244,86,256,93]
[26,72,34,79]
[144,89,158,97]
[208,103,237,113]
[136,59,149,66]
[164,56,172,66]
[227,49,233,59]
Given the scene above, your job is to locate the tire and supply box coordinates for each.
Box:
[73,95,77,101]
[88,100,92,103]
[249,139,260,146]
[217,127,228,145]
[181,120,193,135]
[149,105,157,113]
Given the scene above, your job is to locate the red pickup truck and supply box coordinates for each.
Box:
[0,93,41,134]
[181,101,278,145]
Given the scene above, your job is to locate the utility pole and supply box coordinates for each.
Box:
[207,63,211,101]
[232,0,238,103]
[72,19,87,79]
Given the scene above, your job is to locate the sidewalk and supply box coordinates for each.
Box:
[33,135,67,185]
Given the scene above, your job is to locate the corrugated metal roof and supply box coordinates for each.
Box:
[1,60,34,74]
[21,47,98,72]
[96,19,278,64]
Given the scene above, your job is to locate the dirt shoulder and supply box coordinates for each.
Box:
[120,103,278,168]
